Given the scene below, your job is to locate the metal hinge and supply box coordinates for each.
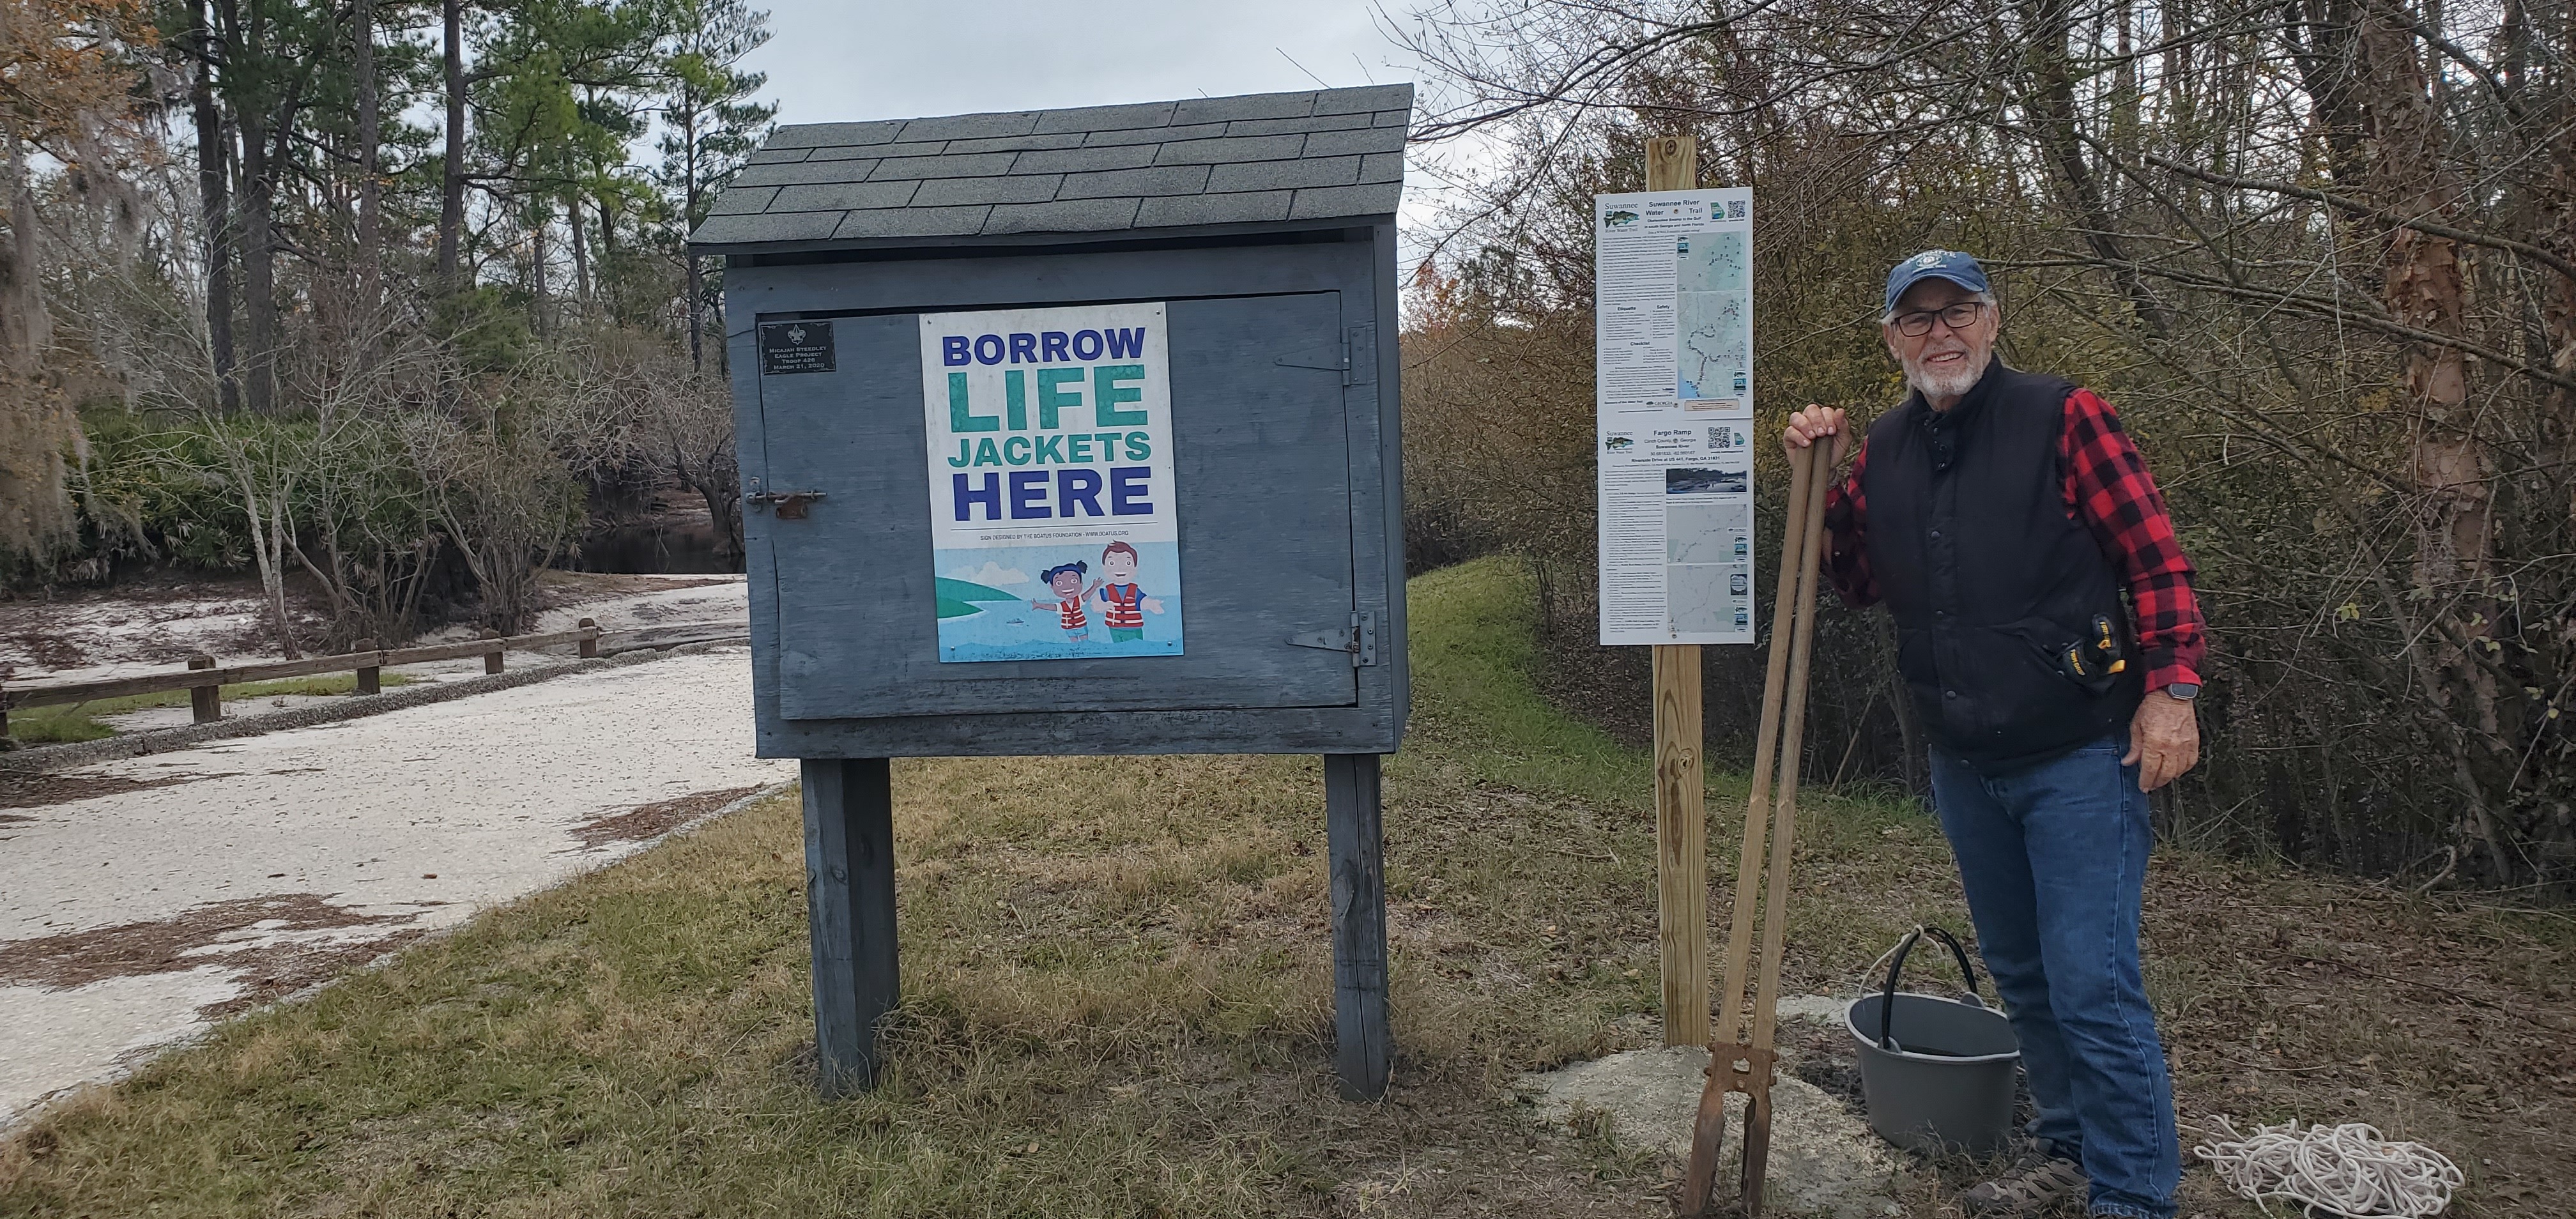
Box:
[1274,325,1377,387]
[1286,611,1378,666]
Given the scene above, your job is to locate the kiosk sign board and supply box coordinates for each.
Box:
[691,86,1414,1102]
[919,303,1184,662]
[1592,187,1757,647]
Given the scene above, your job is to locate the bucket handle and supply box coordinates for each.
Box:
[1876,924,1984,1052]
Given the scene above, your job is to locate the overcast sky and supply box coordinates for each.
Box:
[742,1,1422,126]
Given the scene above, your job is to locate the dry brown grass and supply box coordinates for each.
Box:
[0,558,2567,1217]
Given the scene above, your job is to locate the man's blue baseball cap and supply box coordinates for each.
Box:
[1883,250,1990,316]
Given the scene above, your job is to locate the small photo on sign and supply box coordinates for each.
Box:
[760,319,836,375]
[1666,467,1748,495]
[1667,497,1749,564]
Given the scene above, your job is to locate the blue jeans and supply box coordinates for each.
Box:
[1929,736,2179,1219]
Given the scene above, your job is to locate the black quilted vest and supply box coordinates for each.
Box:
[1860,358,2143,773]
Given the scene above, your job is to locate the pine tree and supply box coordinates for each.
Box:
[653,0,772,371]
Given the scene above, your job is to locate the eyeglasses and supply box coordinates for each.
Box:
[1890,301,1987,337]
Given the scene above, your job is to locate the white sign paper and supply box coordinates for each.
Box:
[1595,188,1757,646]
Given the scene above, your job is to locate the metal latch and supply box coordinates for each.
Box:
[1274,341,1348,378]
[1286,611,1378,666]
[746,484,827,519]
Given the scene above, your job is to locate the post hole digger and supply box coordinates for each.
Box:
[1680,438,1832,1218]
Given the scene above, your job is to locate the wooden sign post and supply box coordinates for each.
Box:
[1644,134,1710,1048]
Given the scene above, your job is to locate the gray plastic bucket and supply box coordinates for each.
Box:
[1845,927,2021,1156]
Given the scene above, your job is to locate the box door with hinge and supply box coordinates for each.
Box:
[753,290,1365,720]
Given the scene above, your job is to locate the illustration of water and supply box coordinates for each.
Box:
[938,594,1186,662]
[932,539,1186,663]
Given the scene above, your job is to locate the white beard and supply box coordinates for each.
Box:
[1903,336,1992,401]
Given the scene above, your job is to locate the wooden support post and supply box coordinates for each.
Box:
[801,756,900,1097]
[188,655,220,723]
[1645,130,1709,1048]
[1655,643,1709,1046]
[480,629,504,674]
[353,639,379,694]
[1324,751,1390,1101]
[578,617,599,659]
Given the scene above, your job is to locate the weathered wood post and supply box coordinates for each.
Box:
[188,655,220,724]
[578,617,599,659]
[1645,133,1711,1048]
[353,639,379,694]
[801,756,899,1096]
[480,629,504,674]
[1325,752,1391,1100]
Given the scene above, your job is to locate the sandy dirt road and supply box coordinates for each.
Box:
[0,645,792,1128]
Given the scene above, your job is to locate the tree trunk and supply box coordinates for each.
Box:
[0,134,49,375]
[568,193,590,313]
[236,106,278,413]
[2285,0,2372,188]
[684,116,703,370]
[353,0,381,332]
[677,442,744,570]
[436,0,466,294]
[686,255,705,369]
[2358,9,2510,876]
[2021,0,2170,334]
[189,11,238,411]
[529,204,548,335]
[230,449,302,659]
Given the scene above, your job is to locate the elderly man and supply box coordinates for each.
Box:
[1784,251,2205,1219]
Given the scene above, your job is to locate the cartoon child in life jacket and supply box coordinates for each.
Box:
[1031,562,1091,643]
[1092,541,1165,643]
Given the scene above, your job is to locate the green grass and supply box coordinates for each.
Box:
[8,673,418,744]
[1402,557,1646,801]
[1,556,2568,1216]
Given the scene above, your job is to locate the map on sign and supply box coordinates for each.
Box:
[1678,293,1749,402]
[1677,230,1748,292]
[1675,230,1751,402]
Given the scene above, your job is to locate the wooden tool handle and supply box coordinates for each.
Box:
[1749,438,1836,1053]
[1715,441,1821,1044]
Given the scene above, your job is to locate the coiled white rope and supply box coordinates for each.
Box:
[2191,1116,2464,1218]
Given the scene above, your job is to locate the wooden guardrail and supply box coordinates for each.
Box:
[0,616,747,738]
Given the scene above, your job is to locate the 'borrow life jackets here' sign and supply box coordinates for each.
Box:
[918,302,1183,663]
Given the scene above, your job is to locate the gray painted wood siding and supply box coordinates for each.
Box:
[728,225,1404,758]
[760,293,1361,719]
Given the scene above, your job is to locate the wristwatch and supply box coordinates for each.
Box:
[2163,682,2200,701]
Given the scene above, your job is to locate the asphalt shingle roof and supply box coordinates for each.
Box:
[687,84,1411,251]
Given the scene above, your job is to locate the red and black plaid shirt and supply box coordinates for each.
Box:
[1821,387,2207,691]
